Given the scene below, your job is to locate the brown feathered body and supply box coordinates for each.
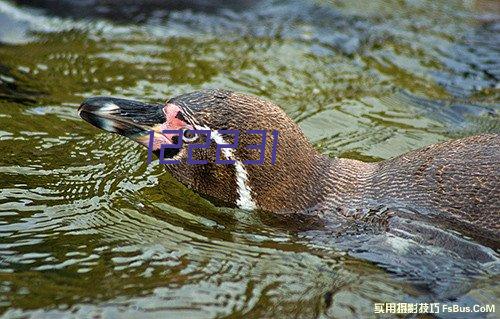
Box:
[79,89,500,246]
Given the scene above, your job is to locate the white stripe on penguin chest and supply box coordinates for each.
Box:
[197,125,257,210]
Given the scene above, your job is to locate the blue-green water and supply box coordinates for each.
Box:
[0,0,498,318]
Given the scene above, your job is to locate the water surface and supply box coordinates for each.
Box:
[0,0,499,318]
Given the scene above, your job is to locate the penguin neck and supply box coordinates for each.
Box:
[244,148,376,213]
[242,138,333,213]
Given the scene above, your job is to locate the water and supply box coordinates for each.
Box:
[0,0,499,318]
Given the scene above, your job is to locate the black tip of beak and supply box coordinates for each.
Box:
[79,96,165,135]
[79,97,121,114]
[79,96,158,115]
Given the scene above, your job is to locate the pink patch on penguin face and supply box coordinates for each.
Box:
[163,103,189,131]
[136,103,193,150]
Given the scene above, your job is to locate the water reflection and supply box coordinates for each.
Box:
[0,0,498,318]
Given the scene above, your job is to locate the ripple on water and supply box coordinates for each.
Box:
[0,0,499,318]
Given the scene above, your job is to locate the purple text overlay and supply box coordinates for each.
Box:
[147,129,279,165]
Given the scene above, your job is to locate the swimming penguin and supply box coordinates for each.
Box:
[79,89,499,246]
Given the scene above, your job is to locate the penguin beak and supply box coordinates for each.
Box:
[78,96,167,146]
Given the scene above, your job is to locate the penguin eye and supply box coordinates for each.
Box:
[182,130,198,143]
